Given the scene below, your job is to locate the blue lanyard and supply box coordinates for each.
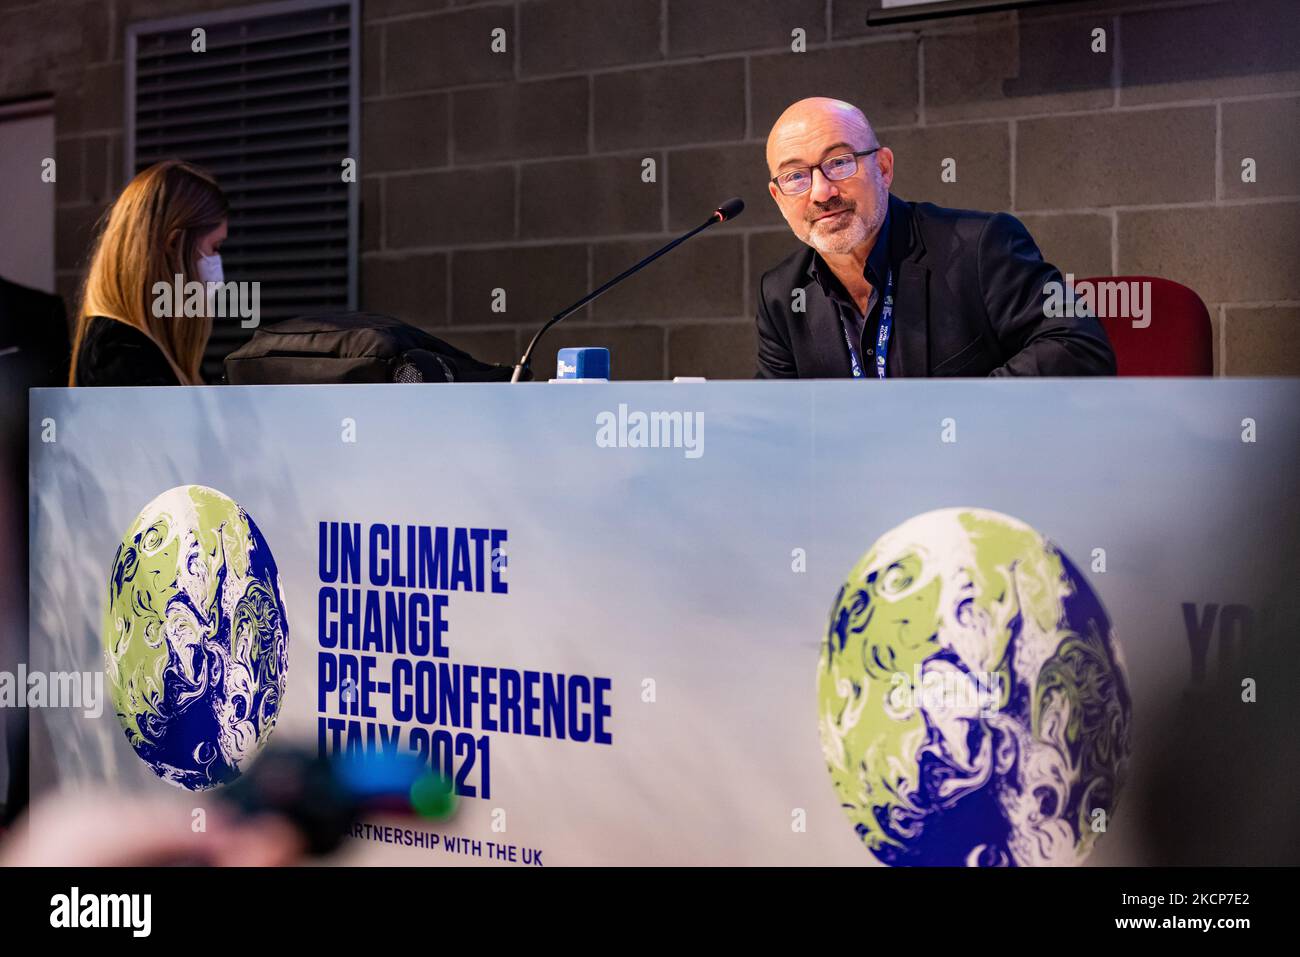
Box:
[840,268,894,379]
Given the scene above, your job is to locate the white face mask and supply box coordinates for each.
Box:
[196,252,224,318]
[196,252,223,285]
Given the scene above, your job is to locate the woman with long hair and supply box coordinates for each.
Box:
[69,160,228,386]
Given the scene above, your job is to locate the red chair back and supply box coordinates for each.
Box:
[1076,275,1213,376]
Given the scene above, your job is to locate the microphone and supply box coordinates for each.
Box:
[510,197,745,382]
[713,197,744,222]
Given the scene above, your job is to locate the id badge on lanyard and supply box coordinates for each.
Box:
[841,268,894,379]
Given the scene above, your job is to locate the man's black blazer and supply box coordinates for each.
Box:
[755,194,1115,378]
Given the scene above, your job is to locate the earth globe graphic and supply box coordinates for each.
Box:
[817,508,1132,866]
[103,485,289,790]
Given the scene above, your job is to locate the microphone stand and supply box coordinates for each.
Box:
[510,200,744,383]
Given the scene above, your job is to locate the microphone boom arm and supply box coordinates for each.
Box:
[510,201,742,382]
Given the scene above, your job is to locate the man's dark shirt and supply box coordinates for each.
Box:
[755,193,1115,378]
[806,205,903,378]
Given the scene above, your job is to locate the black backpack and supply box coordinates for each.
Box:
[223,312,523,384]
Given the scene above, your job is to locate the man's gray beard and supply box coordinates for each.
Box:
[809,215,868,256]
[807,185,889,257]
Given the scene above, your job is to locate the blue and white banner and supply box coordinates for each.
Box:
[27,379,1300,866]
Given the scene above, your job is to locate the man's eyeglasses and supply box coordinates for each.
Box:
[771,148,882,196]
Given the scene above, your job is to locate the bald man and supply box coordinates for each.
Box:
[756,98,1114,378]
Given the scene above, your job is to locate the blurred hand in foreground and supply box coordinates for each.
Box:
[0,789,306,867]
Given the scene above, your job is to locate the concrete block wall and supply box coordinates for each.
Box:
[3,0,1296,378]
